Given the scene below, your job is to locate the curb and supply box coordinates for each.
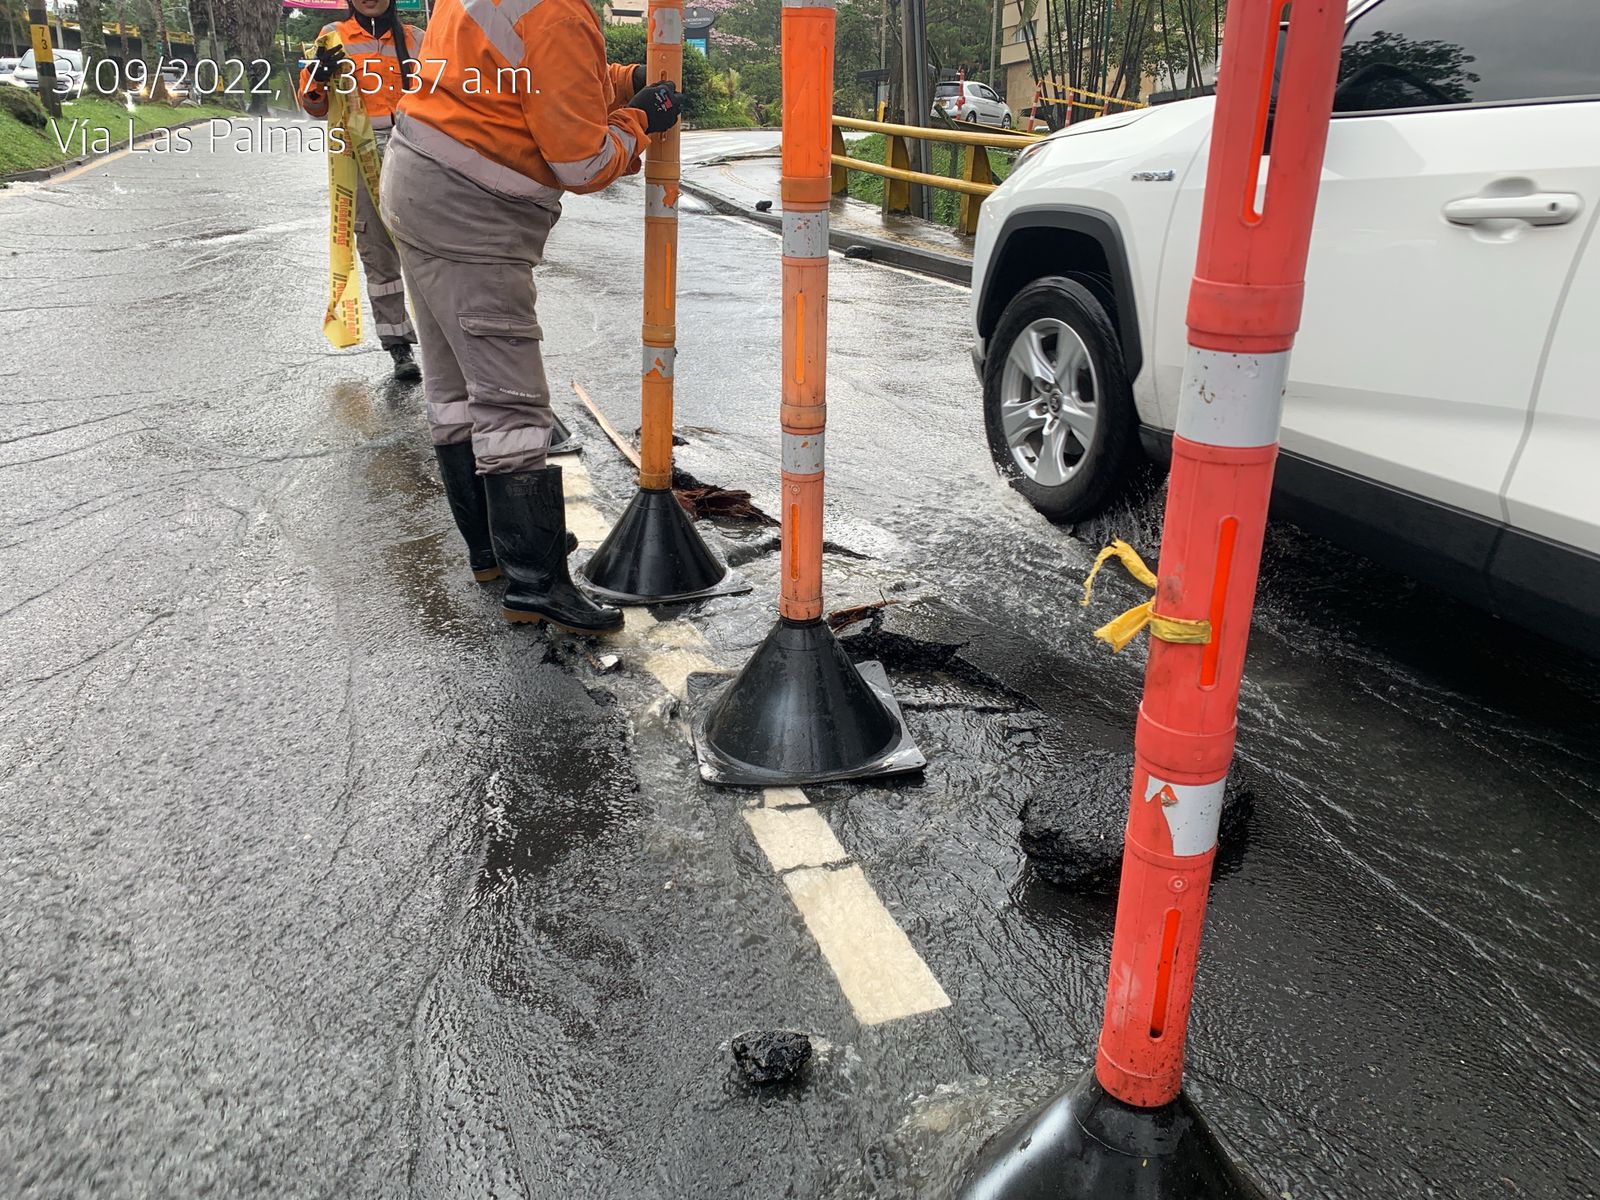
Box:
[679,178,973,287]
[1,111,255,185]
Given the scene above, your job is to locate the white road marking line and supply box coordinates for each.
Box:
[784,865,952,1026]
[760,786,810,808]
[560,435,949,1026]
[743,805,850,873]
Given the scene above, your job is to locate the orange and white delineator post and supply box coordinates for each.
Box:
[777,0,833,625]
[579,0,746,604]
[694,0,923,787]
[639,0,682,494]
[960,2,1345,1195]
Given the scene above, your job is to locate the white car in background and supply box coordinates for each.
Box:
[935,80,1014,129]
[0,57,19,82]
[970,0,1600,654]
[12,48,84,98]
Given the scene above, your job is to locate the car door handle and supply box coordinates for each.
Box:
[1443,191,1583,227]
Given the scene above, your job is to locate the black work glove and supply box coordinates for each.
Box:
[631,63,647,94]
[628,81,683,134]
[307,44,346,85]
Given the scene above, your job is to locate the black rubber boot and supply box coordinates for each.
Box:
[434,442,500,582]
[436,444,576,581]
[484,466,623,635]
[388,342,422,382]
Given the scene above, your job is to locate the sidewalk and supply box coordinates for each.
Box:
[679,129,975,284]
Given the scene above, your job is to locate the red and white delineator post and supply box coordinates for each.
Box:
[961,2,1346,1196]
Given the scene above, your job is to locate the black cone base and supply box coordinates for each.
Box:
[959,1072,1270,1200]
[694,618,926,786]
[579,487,748,604]
[548,412,581,455]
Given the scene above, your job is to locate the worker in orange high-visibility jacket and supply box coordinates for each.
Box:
[379,0,682,636]
[299,0,426,382]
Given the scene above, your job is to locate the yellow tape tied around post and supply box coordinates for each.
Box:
[319,30,385,350]
[1079,539,1211,653]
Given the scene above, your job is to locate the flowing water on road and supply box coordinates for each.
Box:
[1,130,1595,1199]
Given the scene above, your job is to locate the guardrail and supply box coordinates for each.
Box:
[829,115,1042,236]
[1028,81,1148,128]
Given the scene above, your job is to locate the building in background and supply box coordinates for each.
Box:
[603,2,645,24]
[996,0,1034,108]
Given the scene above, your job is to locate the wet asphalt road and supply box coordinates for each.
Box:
[2,122,1597,1200]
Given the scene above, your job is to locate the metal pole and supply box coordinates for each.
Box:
[26,2,60,116]
[203,0,220,67]
[899,0,929,218]
[988,0,1001,89]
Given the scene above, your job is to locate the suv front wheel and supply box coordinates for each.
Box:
[982,276,1141,524]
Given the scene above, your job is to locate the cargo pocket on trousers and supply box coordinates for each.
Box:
[458,313,544,342]
[457,311,549,407]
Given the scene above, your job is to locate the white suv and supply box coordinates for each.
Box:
[970,0,1600,655]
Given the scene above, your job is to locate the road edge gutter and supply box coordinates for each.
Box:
[680,177,974,287]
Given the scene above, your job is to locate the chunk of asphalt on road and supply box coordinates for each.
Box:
[1019,747,1257,892]
[731,1030,813,1085]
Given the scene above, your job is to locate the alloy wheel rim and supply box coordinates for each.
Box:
[998,317,1100,487]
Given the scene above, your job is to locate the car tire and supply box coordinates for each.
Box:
[1002,114,1014,130]
[982,276,1143,524]
[965,112,979,123]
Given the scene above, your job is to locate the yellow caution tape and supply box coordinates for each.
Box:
[319,30,385,350]
[1079,539,1212,653]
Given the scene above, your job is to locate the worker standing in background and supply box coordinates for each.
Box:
[379,0,681,635]
[300,0,426,383]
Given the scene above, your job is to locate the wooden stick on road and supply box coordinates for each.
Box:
[571,380,641,470]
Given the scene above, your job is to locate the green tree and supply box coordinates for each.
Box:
[3,0,25,57]
[832,0,881,115]
[215,0,282,112]
[77,0,111,95]
[924,0,990,77]
[1143,0,1223,98]
[602,24,727,125]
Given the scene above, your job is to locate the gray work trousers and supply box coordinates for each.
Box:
[378,134,559,474]
[353,150,415,348]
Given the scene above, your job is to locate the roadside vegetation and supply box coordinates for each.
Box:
[601,23,754,129]
[0,89,236,177]
[839,131,1016,227]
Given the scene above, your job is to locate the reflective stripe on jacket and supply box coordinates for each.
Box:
[390,0,647,203]
[299,17,428,131]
